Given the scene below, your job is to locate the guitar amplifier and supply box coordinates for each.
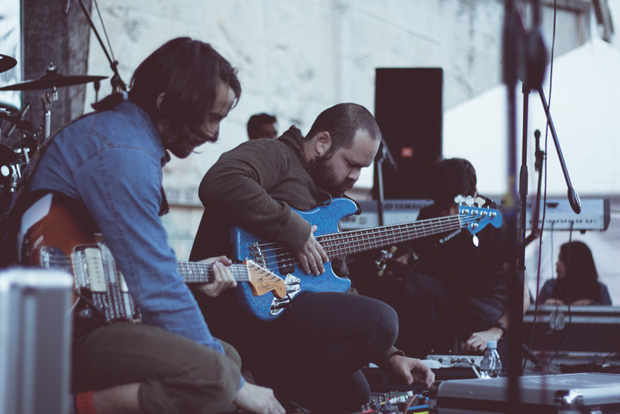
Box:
[0,268,73,414]
[435,373,620,413]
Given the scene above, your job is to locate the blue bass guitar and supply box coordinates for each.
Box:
[232,197,502,321]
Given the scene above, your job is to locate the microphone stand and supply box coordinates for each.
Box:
[502,1,523,412]
[75,0,127,92]
[535,86,581,214]
[374,137,398,226]
[524,130,545,247]
[505,1,582,412]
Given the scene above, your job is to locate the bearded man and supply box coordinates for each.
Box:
[190,103,434,414]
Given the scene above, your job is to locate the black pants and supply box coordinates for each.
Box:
[197,290,399,413]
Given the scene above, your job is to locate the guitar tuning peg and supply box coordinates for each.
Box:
[475,197,486,207]
[465,195,475,206]
[472,234,479,247]
[454,195,465,204]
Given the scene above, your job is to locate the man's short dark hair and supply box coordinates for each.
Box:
[425,158,477,208]
[306,103,381,154]
[247,113,277,139]
[129,37,241,136]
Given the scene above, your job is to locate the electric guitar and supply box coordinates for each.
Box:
[18,193,286,323]
[232,197,502,321]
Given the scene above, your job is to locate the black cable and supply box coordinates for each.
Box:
[76,0,127,92]
[73,288,111,324]
[545,225,574,372]
[92,0,117,64]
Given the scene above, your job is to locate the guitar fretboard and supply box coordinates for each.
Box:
[178,262,252,283]
[317,215,463,257]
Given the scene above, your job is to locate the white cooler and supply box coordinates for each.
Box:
[0,268,73,414]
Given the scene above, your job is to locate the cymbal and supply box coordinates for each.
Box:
[0,55,17,74]
[0,67,107,91]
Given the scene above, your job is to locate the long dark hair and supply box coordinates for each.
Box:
[551,241,600,303]
[129,37,241,137]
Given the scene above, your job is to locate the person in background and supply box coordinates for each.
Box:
[247,112,278,140]
[538,240,612,306]
[386,158,530,372]
[11,37,283,414]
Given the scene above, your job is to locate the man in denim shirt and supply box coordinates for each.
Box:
[23,38,284,414]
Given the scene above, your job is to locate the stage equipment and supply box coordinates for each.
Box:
[340,198,609,232]
[523,305,620,354]
[0,55,17,74]
[0,64,106,139]
[373,68,443,202]
[0,66,107,91]
[435,373,620,413]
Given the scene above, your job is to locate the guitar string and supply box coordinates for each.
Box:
[256,214,480,255]
[254,215,480,259]
[256,217,464,266]
[253,214,477,252]
[43,213,494,284]
[251,213,494,271]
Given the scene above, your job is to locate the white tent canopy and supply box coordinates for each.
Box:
[444,38,620,304]
[444,38,620,198]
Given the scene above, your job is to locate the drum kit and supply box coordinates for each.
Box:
[0,53,107,214]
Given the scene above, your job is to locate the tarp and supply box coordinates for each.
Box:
[444,38,620,198]
[443,38,620,303]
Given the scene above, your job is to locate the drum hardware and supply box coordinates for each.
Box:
[3,102,31,138]
[0,63,107,91]
[0,144,20,213]
[0,54,17,74]
[0,63,107,139]
[0,109,41,140]
[0,106,40,215]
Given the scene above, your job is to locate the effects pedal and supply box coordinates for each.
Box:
[360,391,430,414]
[423,355,483,380]
[424,354,483,368]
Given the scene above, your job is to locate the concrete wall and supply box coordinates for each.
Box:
[81,0,595,259]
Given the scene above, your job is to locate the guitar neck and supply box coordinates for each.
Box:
[178,262,251,283]
[317,215,462,258]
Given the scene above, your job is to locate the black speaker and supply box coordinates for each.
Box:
[374,68,443,199]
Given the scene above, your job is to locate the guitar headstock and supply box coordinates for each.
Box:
[456,196,503,235]
[243,260,287,299]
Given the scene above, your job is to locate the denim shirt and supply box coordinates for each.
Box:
[30,100,227,356]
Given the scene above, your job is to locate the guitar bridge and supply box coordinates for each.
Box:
[72,244,141,324]
[248,242,295,275]
[269,274,301,316]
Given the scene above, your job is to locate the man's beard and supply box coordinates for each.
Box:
[165,127,219,159]
[309,154,356,196]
